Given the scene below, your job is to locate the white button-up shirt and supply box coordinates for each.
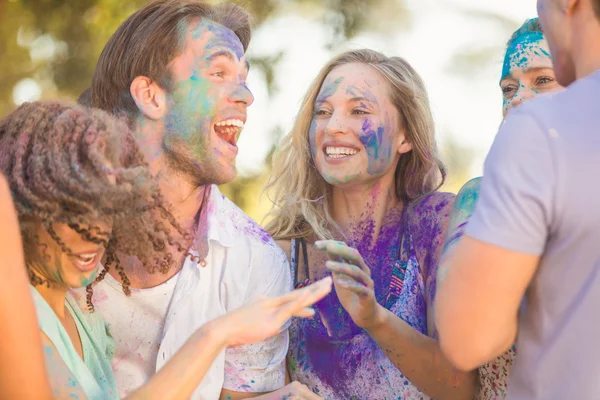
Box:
[75,185,292,399]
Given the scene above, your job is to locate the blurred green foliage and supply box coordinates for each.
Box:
[0,0,480,221]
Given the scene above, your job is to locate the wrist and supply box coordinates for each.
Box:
[196,318,230,350]
[363,304,389,333]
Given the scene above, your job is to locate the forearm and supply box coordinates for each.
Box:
[0,179,55,400]
[367,307,476,400]
[127,321,227,400]
[437,269,518,371]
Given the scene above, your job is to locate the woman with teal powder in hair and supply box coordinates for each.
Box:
[437,18,563,400]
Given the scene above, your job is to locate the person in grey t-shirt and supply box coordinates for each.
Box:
[435,0,600,399]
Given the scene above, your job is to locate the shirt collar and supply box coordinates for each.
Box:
[195,185,235,249]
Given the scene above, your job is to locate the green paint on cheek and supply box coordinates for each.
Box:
[166,72,217,159]
[80,267,99,287]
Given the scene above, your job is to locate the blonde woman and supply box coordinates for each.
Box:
[265,49,476,400]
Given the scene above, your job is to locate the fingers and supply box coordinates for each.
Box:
[325,260,372,288]
[275,277,332,321]
[294,277,332,310]
[291,307,316,318]
[271,276,333,307]
[271,286,311,307]
[284,381,323,400]
[314,240,371,277]
[297,384,323,400]
[334,277,371,297]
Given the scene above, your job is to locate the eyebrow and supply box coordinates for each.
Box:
[501,66,554,83]
[348,96,374,104]
[207,50,236,63]
[207,50,250,75]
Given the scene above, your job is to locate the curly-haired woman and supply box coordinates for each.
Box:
[0,101,332,400]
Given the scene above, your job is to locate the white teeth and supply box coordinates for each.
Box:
[215,119,244,128]
[76,253,97,267]
[325,146,358,157]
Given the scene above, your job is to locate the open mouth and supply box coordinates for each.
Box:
[71,252,101,272]
[324,146,359,159]
[214,118,245,147]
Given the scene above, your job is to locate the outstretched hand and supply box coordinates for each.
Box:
[314,240,386,330]
[218,277,333,348]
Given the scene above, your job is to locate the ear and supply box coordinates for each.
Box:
[397,131,413,155]
[130,76,167,120]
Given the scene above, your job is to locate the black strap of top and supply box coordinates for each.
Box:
[293,238,310,287]
[293,207,409,301]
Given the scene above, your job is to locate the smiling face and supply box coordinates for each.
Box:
[309,63,411,188]
[163,18,254,185]
[500,34,562,117]
[31,220,112,289]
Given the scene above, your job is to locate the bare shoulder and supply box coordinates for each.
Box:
[456,177,481,202]
[450,177,482,222]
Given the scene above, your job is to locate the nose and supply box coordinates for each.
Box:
[229,81,254,107]
[324,110,350,135]
[509,86,536,111]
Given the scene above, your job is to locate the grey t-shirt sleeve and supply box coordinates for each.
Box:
[465,109,556,256]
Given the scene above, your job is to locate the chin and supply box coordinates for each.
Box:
[320,172,362,187]
[213,166,237,185]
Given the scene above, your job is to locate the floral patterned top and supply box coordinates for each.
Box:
[287,192,455,400]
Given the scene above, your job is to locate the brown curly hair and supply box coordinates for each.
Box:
[0,101,190,311]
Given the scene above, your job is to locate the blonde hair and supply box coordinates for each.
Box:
[264,49,446,241]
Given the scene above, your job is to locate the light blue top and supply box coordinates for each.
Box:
[31,286,118,400]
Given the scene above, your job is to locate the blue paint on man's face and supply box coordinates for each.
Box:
[162,19,251,184]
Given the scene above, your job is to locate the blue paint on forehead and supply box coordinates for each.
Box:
[189,20,245,60]
[345,85,379,105]
[316,77,344,103]
[501,31,545,80]
[205,23,244,60]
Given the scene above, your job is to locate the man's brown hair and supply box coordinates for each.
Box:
[593,0,600,21]
[91,0,251,117]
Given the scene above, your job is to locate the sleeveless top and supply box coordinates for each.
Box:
[31,286,118,400]
[287,193,454,400]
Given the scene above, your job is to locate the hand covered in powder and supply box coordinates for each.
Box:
[216,277,332,348]
[315,240,386,330]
